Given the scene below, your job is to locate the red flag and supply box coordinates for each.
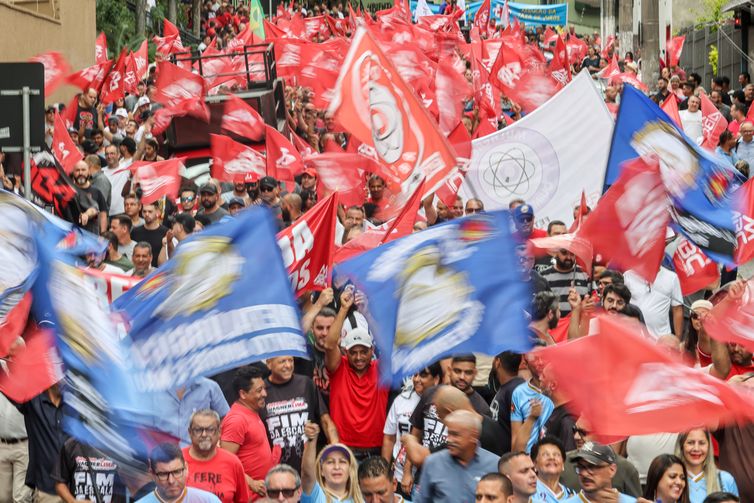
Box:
[95,32,109,63]
[265,126,304,182]
[550,36,571,86]
[539,314,754,437]
[154,61,206,108]
[67,61,112,92]
[334,178,425,263]
[221,94,266,141]
[133,39,149,79]
[579,157,670,283]
[154,19,185,59]
[699,91,728,151]
[704,280,754,355]
[672,237,719,296]
[29,52,70,97]
[276,193,338,296]
[52,112,83,175]
[308,153,368,206]
[100,50,128,105]
[123,52,139,94]
[597,53,620,80]
[434,60,472,135]
[0,293,32,358]
[328,27,458,213]
[568,190,588,232]
[489,41,558,113]
[661,94,683,128]
[226,23,258,53]
[666,35,685,67]
[735,178,754,265]
[130,158,184,204]
[80,267,141,303]
[543,27,558,45]
[529,233,594,275]
[0,325,63,403]
[435,122,471,208]
[473,0,490,31]
[600,35,615,59]
[210,134,267,182]
[610,72,648,93]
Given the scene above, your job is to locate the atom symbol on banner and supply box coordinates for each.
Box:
[483,148,538,197]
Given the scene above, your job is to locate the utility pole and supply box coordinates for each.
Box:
[641,0,660,93]
[136,0,146,38]
[617,0,633,55]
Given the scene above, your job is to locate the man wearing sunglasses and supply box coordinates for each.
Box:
[183,410,248,503]
[138,443,220,503]
[264,465,302,502]
[562,442,636,503]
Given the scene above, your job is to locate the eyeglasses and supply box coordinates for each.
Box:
[153,467,186,481]
[190,426,219,435]
[266,488,299,498]
[260,186,275,192]
[575,463,609,474]
[572,425,589,437]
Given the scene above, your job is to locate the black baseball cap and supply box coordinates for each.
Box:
[199,183,217,195]
[572,441,617,466]
[259,176,277,190]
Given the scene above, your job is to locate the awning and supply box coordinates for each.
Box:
[723,0,754,13]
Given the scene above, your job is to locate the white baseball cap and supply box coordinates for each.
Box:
[340,327,373,350]
[115,108,129,119]
[137,96,151,107]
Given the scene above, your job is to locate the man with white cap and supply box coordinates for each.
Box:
[323,287,388,461]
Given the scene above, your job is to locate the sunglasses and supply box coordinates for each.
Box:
[691,312,709,320]
[260,186,275,192]
[181,196,195,202]
[572,425,589,437]
[266,488,298,498]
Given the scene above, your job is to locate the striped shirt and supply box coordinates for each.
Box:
[540,266,590,315]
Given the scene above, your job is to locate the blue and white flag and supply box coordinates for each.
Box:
[335,211,532,386]
[114,206,307,392]
[606,85,744,264]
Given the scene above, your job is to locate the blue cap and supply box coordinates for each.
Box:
[513,204,535,221]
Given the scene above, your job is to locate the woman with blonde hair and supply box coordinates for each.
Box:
[301,421,363,503]
[675,429,738,503]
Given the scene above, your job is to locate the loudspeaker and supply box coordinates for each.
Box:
[0,62,46,150]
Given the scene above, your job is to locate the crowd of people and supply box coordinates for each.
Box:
[3,1,754,503]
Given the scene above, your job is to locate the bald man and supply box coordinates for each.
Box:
[281,193,303,227]
[404,385,506,471]
[413,410,500,503]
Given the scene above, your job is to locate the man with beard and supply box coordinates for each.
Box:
[281,193,303,228]
[259,176,284,229]
[529,292,559,345]
[71,160,108,235]
[222,177,253,207]
[196,183,229,225]
[131,202,168,268]
[262,356,338,472]
[183,410,249,503]
[511,343,555,454]
[562,442,636,503]
[601,284,632,315]
[541,249,589,316]
[489,352,525,455]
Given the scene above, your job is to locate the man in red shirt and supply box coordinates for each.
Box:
[220,366,280,501]
[184,409,249,503]
[324,288,388,461]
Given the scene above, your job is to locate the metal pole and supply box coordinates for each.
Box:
[22,86,31,199]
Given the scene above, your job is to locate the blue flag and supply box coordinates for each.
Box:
[335,211,532,386]
[114,207,307,392]
[605,85,743,263]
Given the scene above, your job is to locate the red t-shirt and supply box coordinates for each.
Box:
[183,447,250,503]
[530,228,547,239]
[220,403,279,500]
[329,356,388,448]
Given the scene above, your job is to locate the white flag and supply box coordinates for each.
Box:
[460,70,613,228]
[414,0,434,21]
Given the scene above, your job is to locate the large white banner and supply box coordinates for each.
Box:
[460,70,613,228]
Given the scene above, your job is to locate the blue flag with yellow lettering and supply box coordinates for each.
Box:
[335,211,533,386]
[114,206,307,392]
[605,85,743,264]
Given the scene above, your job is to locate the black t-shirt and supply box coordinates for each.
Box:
[294,334,330,402]
[74,105,97,133]
[543,403,577,452]
[534,256,554,275]
[489,376,525,455]
[261,374,328,472]
[409,386,491,450]
[479,416,507,456]
[52,438,126,503]
[527,270,550,295]
[131,224,168,267]
[77,185,108,235]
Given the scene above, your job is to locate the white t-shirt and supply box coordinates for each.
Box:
[679,109,703,143]
[103,161,132,215]
[626,433,679,483]
[383,388,420,482]
[624,268,682,337]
